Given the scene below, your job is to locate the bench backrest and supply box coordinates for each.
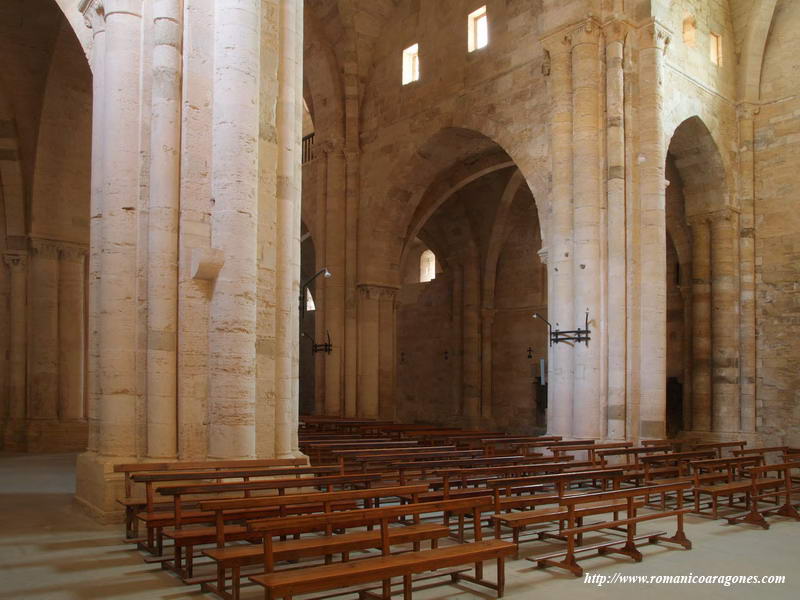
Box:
[132,465,339,483]
[113,457,306,474]
[156,473,381,497]
[199,483,429,512]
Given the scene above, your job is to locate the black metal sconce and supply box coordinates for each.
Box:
[527,347,533,359]
[444,350,449,361]
[532,309,591,346]
[299,267,333,354]
[400,352,405,365]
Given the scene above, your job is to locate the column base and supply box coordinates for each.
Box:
[75,450,129,524]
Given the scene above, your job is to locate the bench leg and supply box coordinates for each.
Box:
[382,578,391,600]
[233,565,241,600]
[403,574,412,600]
[497,557,505,597]
[217,564,227,600]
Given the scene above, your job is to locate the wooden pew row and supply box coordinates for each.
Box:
[724,461,800,528]
[530,481,694,577]
[140,473,380,556]
[247,495,515,600]
[196,485,432,599]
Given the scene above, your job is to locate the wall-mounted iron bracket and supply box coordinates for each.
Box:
[532,310,591,347]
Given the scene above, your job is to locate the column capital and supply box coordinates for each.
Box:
[357,283,399,300]
[736,101,760,121]
[708,207,739,224]
[30,238,62,259]
[603,19,633,45]
[540,29,573,57]
[636,19,672,53]
[537,247,549,265]
[59,243,89,263]
[3,251,27,270]
[568,17,603,46]
[79,0,106,32]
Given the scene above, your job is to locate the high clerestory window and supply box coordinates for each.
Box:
[468,6,488,52]
[402,43,420,85]
[420,250,436,283]
[682,16,696,47]
[709,32,722,66]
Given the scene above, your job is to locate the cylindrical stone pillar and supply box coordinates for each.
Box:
[690,217,712,431]
[357,285,380,418]
[543,34,574,437]
[86,5,106,454]
[146,0,182,459]
[324,147,346,417]
[28,239,60,421]
[3,253,27,424]
[208,0,260,459]
[97,0,143,458]
[274,0,304,457]
[636,23,670,441]
[606,30,627,439]
[711,210,741,432]
[571,22,603,439]
[59,245,87,421]
[480,308,495,419]
[462,252,481,421]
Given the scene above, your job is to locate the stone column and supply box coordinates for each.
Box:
[480,308,495,419]
[146,0,182,458]
[378,287,397,420]
[541,33,574,437]
[208,0,260,459]
[96,0,144,459]
[690,217,712,431]
[357,285,380,418]
[605,23,627,439]
[711,210,741,432]
[736,103,758,432]
[28,239,60,422]
[571,20,603,439]
[3,252,27,447]
[635,22,670,440]
[84,0,106,455]
[58,245,87,421]
[323,145,347,417]
[274,0,304,457]
[461,251,481,422]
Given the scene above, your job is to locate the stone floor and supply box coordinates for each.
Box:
[0,452,797,600]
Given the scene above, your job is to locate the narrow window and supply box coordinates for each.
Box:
[420,250,436,283]
[709,32,722,65]
[468,6,488,52]
[682,16,696,47]
[402,43,420,85]
[306,288,316,311]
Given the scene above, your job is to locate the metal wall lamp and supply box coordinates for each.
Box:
[532,310,591,347]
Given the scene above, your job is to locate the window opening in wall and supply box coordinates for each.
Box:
[420,249,436,283]
[682,16,696,47]
[709,32,722,65]
[306,288,316,311]
[468,6,488,52]
[402,43,420,85]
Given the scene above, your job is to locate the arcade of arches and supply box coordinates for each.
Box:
[0,0,799,525]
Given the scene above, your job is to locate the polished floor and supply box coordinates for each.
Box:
[0,453,797,600]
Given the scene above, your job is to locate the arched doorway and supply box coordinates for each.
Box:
[665,116,738,437]
[1,0,92,451]
[393,129,547,432]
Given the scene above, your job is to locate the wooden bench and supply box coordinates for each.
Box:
[690,456,763,518]
[247,495,515,600]
[114,458,308,538]
[141,473,380,555]
[724,461,800,529]
[489,468,626,555]
[198,485,438,599]
[691,440,747,458]
[530,481,693,576]
[549,442,633,465]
